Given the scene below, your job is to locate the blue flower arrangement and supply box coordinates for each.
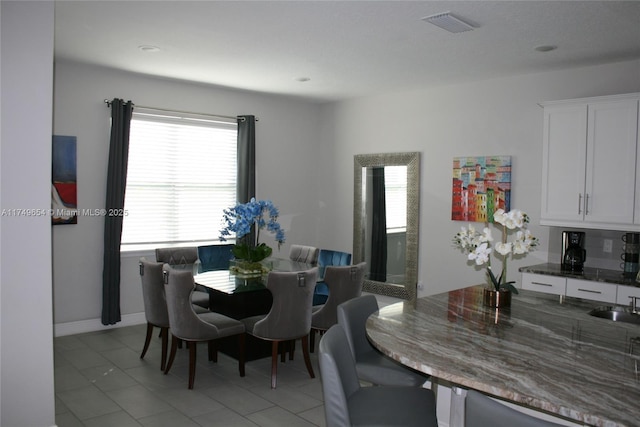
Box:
[220,198,286,263]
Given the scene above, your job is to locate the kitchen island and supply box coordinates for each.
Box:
[366,285,639,427]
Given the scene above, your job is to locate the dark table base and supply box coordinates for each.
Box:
[202,286,274,361]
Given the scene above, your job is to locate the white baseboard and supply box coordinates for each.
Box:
[54,312,146,337]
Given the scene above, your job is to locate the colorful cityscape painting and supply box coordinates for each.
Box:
[452,156,511,223]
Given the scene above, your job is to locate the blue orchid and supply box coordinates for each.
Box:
[220,198,286,262]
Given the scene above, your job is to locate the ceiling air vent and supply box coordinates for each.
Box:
[422,12,475,33]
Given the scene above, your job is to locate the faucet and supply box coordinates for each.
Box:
[629,296,640,314]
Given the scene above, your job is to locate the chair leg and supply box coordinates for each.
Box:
[271,341,279,389]
[309,329,316,353]
[280,340,295,362]
[140,323,154,360]
[208,340,218,363]
[188,341,197,389]
[238,333,246,377]
[301,335,315,379]
[164,335,179,375]
[159,327,169,371]
[280,342,286,363]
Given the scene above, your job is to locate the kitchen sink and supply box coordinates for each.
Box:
[588,307,640,325]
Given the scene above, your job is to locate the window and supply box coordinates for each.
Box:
[384,165,407,233]
[121,109,237,250]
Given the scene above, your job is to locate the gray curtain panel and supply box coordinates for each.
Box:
[237,115,255,204]
[101,98,133,325]
[236,115,256,246]
[370,167,387,282]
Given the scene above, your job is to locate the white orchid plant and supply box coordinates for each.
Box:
[453,209,539,294]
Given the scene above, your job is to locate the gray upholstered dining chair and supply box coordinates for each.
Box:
[310,262,366,352]
[241,267,318,388]
[337,294,428,386]
[162,265,246,389]
[289,244,319,265]
[318,325,438,427]
[155,246,209,309]
[465,390,565,427]
[138,258,170,371]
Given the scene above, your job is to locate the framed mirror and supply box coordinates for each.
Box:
[353,152,420,302]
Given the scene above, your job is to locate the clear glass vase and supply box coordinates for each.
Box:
[229,259,270,279]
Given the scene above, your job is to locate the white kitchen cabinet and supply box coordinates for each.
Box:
[616,285,640,307]
[521,273,566,296]
[566,278,617,304]
[540,93,640,230]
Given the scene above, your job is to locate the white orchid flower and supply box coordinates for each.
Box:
[508,209,525,229]
[468,242,491,265]
[512,240,528,255]
[495,242,512,256]
[480,227,493,243]
[493,209,507,226]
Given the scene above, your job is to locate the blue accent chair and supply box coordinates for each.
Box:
[314,249,352,305]
[197,244,234,272]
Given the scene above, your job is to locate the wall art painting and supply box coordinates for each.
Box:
[52,135,77,225]
[452,156,511,223]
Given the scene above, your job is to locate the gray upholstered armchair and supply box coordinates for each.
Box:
[155,246,209,309]
[241,267,318,388]
[465,390,565,427]
[310,262,366,351]
[162,265,246,389]
[337,294,428,386]
[139,257,170,371]
[318,325,438,427]
[288,244,319,265]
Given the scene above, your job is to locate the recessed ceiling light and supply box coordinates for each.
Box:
[422,12,475,33]
[138,45,161,53]
[295,77,311,82]
[535,45,557,52]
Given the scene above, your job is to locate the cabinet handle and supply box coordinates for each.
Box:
[578,193,582,214]
[532,282,553,287]
[585,193,590,215]
[578,288,601,294]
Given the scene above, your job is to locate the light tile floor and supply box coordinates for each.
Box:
[54,294,402,427]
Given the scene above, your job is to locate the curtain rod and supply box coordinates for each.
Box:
[103,99,257,122]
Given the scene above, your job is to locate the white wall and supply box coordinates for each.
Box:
[316,59,640,297]
[53,61,324,331]
[1,2,56,426]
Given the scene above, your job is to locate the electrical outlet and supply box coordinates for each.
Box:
[603,239,613,253]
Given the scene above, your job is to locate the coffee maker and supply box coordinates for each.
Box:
[561,231,586,272]
[622,232,640,277]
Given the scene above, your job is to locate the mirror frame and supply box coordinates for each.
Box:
[353,152,420,302]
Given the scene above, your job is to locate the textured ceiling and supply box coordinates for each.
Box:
[54,1,640,102]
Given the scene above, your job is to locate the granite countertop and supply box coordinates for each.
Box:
[520,263,640,287]
[366,285,640,427]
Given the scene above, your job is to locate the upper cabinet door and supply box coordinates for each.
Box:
[541,104,588,223]
[585,99,638,225]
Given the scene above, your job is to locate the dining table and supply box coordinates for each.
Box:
[365,284,639,427]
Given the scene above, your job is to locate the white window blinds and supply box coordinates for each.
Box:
[384,165,407,232]
[121,110,237,250]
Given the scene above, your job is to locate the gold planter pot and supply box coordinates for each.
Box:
[483,288,512,308]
